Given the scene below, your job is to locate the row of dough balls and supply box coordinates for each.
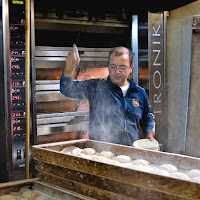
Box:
[0,186,54,200]
[60,146,200,183]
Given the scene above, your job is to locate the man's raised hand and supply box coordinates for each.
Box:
[64,44,80,77]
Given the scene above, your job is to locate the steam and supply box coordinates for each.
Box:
[86,80,128,146]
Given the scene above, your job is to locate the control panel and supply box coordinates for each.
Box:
[10,0,26,169]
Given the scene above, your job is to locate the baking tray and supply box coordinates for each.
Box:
[32,139,200,199]
[0,178,93,200]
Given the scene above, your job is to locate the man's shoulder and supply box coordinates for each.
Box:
[83,77,107,89]
[134,84,148,98]
[129,79,147,94]
[87,77,107,83]
[135,85,146,93]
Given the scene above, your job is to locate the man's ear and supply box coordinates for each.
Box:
[130,64,134,69]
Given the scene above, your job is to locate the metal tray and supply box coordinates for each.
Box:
[32,139,200,200]
[0,178,92,200]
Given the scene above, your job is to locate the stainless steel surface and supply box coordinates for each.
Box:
[36,80,78,102]
[37,91,71,102]
[35,46,111,69]
[37,121,89,136]
[132,15,139,85]
[36,84,60,91]
[37,111,89,124]
[138,49,148,62]
[0,0,12,182]
[37,111,89,136]
[148,12,167,151]
[34,46,92,138]
[185,15,200,157]
[35,11,129,34]
[30,0,37,148]
[25,0,31,179]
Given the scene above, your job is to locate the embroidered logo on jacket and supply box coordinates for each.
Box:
[132,98,139,107]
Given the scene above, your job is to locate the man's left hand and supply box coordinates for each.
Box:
[146,132,160,151]
[146,132,154,141]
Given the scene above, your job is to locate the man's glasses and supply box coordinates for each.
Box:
[109,65,129,72]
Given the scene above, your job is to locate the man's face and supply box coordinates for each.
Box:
[108,51,133,87]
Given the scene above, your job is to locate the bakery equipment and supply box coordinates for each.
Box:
[32,139,200,200]
[0,178,93,200]
[35,46,110,144]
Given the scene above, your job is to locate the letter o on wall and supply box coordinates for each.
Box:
[153,70,161,89]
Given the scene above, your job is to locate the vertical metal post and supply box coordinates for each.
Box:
[25,0,30,179]
[132,15,139,85]
[148,12,168,151]
[0,0,12,182]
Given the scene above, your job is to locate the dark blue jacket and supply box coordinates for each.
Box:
[60,73,155,146]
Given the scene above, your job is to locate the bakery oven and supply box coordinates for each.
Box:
[35,46,110,144]
[0,0,36,182]
[0,1,135,183]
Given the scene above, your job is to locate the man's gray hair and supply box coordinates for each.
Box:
[108,46,134,67]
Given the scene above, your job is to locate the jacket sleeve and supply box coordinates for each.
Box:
[60,73,91,100]
[140,92,155,138]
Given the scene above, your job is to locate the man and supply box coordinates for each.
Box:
[60,44,155,146]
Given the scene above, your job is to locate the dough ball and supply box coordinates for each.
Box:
[155,169,169,176]
[35,196,51,200]
[9,194,22,200]
[73,152,90,159]
[60,146,81,154]
[186,169,200,178]
[8,193,19,197]
[19,187,30,194]
[81,148,96,155]
[22,190,38,199]
[71,147,82,154]
[159,164,178,173]
[98,151,116,158]
[105,159,119,165]
[91,155,108,162]
[144,166,169,176]
[169,172,189,180]
[191,176,200,183]
[128,164,146,171]
[113,155,132,163]
[132,159,150,166]
[0,195,17,200]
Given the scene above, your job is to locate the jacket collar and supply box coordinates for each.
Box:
[106,76,138,92]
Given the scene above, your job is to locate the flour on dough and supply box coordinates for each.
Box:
[128,164,146,171]
[131,159,150,166]
[191,176,200,183]
[71,147,82,154]
[0,195,17,200]
[22,190,38,199]
[35,196,51,200]
[81,148,96,155]
[144,166,169,176]
[106,159,120,165]
[159,164,178,173]
[113,155,132,163]
[169,172,189,180]
[98,151,116,158]
[60,146,81,154]
[73,152,92,159]
[19,187,30,194]
[91,155,108,162]
[186,169,200,178]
